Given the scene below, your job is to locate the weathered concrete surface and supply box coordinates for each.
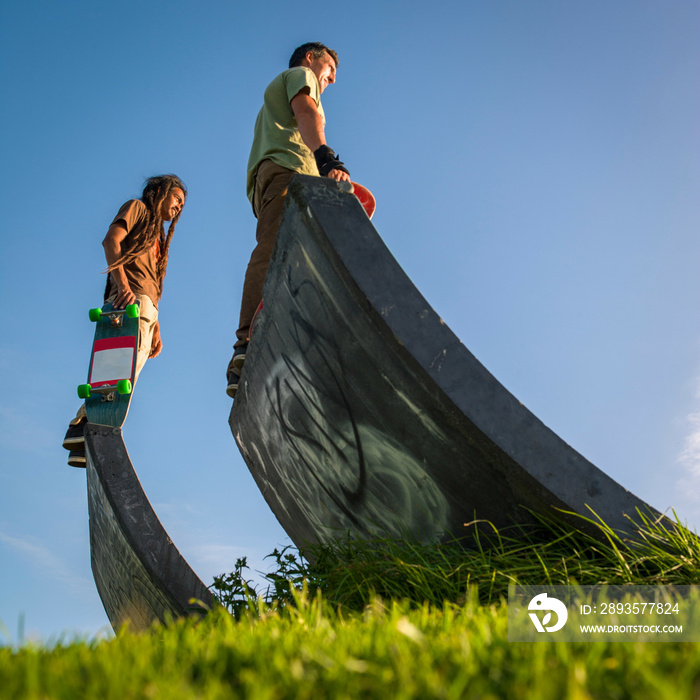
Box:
[229,175,658,552]
[85,424,215,631]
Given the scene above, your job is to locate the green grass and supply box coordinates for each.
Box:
[214,509,700,613]
[3,592,700,699]
[3,510,700,699]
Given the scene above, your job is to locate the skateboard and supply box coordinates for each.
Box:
[77,302,140,427]
[338,181,376,219]
[350,182,376,219]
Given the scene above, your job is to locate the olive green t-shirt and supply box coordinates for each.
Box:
[105,200,161,308]
[246,66,325,202]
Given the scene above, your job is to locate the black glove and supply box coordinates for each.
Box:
[313,145,350,177]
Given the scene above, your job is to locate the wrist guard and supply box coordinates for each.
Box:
[313,145,350,177]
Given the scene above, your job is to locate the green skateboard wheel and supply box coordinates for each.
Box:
[125,304,140,319]
[89,308,102,322]
[77,384,91,399]
[116,379,132,395]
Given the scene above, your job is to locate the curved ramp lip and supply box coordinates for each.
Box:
[230,175,659,549]
[85,423,216,631]
[303,180,647,517]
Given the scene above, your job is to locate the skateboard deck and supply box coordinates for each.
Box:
[350,182,376,219]
[338,181,376,219]
[77,302,140,428]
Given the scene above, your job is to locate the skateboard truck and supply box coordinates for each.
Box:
[77,379,133,401]
[89,303,140,327]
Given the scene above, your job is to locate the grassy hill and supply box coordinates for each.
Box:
[3,511,699,699]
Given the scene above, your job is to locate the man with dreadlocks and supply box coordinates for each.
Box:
[226,41,351,398]
[62,174,187,467]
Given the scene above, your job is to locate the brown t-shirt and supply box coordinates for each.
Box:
[105,200,161,307]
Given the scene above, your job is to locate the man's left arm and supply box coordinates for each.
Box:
[291,93,350,182]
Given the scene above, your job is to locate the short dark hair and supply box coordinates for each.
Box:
[289,42,339,69]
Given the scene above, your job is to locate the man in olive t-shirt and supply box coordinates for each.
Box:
[226,42,352,398]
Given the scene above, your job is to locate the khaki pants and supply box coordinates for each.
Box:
[71,294,158,424]
[234,159,295,349]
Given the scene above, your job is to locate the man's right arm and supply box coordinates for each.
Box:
[102,221,135,309]
[290,93,350,182]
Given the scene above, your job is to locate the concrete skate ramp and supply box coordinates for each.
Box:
[230,175,657,550]
[85,424,215,631]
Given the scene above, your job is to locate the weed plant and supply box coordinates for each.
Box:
[213,509,700,614]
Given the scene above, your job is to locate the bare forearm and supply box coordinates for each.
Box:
[102,237,128,288]
[291,93,351,182]
[295,108,326,152]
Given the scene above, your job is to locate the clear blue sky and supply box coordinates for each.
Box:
[1,0,699,643]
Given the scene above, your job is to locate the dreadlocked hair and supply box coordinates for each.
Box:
[105,174,187,300]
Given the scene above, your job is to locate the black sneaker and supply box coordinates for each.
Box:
[62,418,87,451]
[68,449,86,468]
[226,370,240,399]
[226,345,247,398]
[232,344,247,372]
